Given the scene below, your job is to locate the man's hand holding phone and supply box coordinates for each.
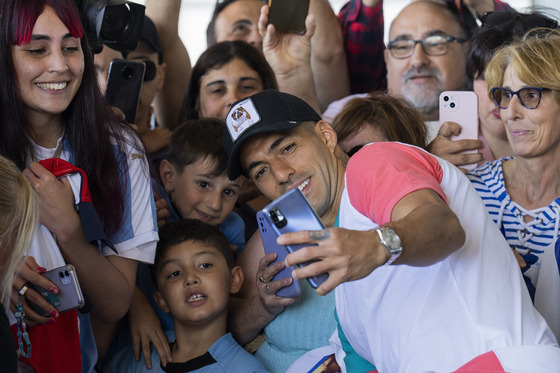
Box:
[255,252,298,316]
[280,228,386,296]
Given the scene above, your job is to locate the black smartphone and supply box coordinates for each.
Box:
[105,58,145,124]
[257,188,328,297]
[30,265,85,315]
[267,0,310,35]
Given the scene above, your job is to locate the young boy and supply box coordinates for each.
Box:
[159,117,246,251]
[103,118,249,369]
[105,219,269,372]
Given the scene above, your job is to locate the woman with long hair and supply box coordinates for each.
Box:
[0,0,158,372]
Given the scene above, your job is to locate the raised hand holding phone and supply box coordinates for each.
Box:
[267,0,310,34]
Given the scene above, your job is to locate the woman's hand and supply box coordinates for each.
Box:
[23,162,81,241]
[10,257,59,326]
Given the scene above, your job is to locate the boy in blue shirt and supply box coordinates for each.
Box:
[105,219,268,372]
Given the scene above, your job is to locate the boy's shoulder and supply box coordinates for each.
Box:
[204,333,269,373]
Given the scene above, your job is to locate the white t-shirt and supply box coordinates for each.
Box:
[335,142,559,373]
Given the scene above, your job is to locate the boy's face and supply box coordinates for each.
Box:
[161,157,242,226]
[154,240,242,327]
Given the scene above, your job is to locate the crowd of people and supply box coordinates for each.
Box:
[1,0,560,372]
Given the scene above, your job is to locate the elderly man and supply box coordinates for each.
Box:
[325,0,488,167]
[225,89,560,372]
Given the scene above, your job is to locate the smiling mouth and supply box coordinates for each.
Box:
[197,210,216,221]
[36,82,68,90]
[297,178,310,192]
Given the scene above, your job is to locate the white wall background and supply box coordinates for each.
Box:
[133,0,558,65]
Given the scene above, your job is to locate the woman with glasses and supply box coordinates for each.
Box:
[467,29,560,342]
[462,10,560,164]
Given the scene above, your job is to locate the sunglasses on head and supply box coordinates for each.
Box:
[481,11,559,30]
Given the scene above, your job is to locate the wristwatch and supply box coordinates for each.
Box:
[375,227,402,265]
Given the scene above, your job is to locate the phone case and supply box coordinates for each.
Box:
[267,0,310,35]
[439,91,479,170]
[257,188,328,297]
[32,265,85,314]
[105,59,145,124]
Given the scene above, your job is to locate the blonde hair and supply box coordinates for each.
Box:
[485,28,560,106]
[0,156,38,310]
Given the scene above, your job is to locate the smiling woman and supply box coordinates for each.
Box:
[178,40,277,123]
[467,28,560,342]
[0,1,158,372]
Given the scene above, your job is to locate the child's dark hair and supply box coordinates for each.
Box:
[166,118,229,177]
[150,219,234,286]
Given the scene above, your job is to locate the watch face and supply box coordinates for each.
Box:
[384,228,402,250]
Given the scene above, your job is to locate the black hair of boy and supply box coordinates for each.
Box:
[151,219,235,287]
[167,118,229,177]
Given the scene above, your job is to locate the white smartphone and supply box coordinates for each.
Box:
[439,91,479,170]
[257,188,328,297]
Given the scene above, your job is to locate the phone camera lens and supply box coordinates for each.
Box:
[450,102,456,108]
[122,66,135,80]
[59,271,65,278]
[269,210,278,223]
[443,96,449,102]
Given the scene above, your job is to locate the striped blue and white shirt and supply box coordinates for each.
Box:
[467,158,560,299]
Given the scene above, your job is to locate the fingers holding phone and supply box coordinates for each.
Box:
[255,252,297,316]
[437,91,484,170]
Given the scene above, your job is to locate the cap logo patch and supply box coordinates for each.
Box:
[226,98,261,141]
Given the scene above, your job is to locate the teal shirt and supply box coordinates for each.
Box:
[255,280,336,373]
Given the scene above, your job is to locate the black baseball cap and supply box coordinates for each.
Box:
[223,89,321,180]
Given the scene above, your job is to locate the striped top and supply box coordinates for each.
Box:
[467,158,560,298]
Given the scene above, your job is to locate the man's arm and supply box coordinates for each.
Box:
[282,188,465,294]
[308,0,350,111]
[258,5,322,114]
[145,0,191,129]
[229,231,297,345]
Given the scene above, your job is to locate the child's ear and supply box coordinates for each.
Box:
[160,160,176,192]
[153,291,170,313]
[229,266,244,295]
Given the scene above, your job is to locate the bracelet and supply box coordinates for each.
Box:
[15,291,32,358]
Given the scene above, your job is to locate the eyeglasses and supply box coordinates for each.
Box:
[481,11,559,30]
[490,87,550,109]
[387,35,467,59]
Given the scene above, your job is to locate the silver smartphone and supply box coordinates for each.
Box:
[31,265,85,314]
[439,91,479,170]
[105,58,145,124]
[257,188,328,297]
